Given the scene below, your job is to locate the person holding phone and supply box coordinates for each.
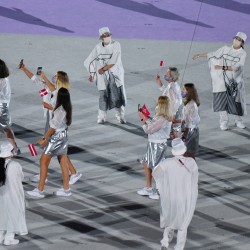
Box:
[0,59,21,155]
[27,88,73,197]
[19,63,82,185]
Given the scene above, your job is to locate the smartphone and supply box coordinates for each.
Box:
[36,67,42,75]
[18,59,24,69]
[138,104,142,112]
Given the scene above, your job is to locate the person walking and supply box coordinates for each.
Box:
[20,64,82,185]
[137,96,172,200]
[0,59,21,155]
[27,88,73,198]
[181,83,200,159]
[152,138,198,250]
[192,32,247,130]
[0,141,28,245]
[155,67,182,139]
[84,27,126,124]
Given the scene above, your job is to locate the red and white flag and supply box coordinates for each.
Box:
[28,144,38,156]
[141,104,150,118]
[39,88,48,97]
[159,60,164,67]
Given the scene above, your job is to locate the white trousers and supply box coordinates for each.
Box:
[161,227,187,250]
[219,111,242,125]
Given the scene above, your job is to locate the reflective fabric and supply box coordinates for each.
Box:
[183,128,199,155]
[143,141,168,169]
[0,103,11,129]
[44,130,68,156]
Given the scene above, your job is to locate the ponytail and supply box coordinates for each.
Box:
[0,157,6,186]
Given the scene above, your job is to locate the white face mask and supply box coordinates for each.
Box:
[233,39,241,48]
[103,36,111,45]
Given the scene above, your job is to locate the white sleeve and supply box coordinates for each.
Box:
[143,116,166,134]
[50,108,66,129]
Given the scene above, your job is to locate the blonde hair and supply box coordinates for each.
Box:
[156,96,173,121]
[56,71,70,90]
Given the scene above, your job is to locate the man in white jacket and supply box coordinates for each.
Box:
[153,138,198,250]
[84,27,126,124]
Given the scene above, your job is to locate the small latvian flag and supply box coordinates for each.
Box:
[159,60,164,67]
[141,104,150,118]
[39,88,48,97]
[28,144,38,156]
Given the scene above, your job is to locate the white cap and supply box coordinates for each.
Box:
[236,32,247,42]
[171,138,187,156]
[0,141,13,158]
[99,27,111,37]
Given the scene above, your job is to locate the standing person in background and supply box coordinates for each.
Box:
[84,26,127,124]
[137,96,172,200]
[19,64,82,185]
[155,67,182,139]
[0,59,21,155]
[181,83,200,160]
[192,32,247,131]
[153,138,198,250]
[27,88,73,198]
[0,141,28,245]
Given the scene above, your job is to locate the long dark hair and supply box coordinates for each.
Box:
[183,83,200,106]
[0,158,6,186]
[54,87,72,126]
[0,59,10,78]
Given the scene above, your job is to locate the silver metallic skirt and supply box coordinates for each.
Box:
[0,103,11,129]
[143,141,168,169]
[44,130,68,156]
[183,127,199,155]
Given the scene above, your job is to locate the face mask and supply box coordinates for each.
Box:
[103,36,111,45]
[233,39,241,48]
[181,91,187,98]
[164,76,171,82]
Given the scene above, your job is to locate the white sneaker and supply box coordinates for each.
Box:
[69,172,82,185]
[55,188,72,197]
[235,120,246,129]
[26,188,45,198]
[115,114,126,124]
[137,187,153,196]
[149,192,160,200]
[220,122,229,131]
[30,174,48,183]
[4,239,19,246]
[97,118,105,124]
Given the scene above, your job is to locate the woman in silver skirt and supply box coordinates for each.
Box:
[0,59,20,156]
[137,96,172,199]
[27,88,72,198]
[181,83,200,160]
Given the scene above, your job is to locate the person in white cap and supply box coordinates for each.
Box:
[0,141,28,245]
[152,138,198,250]
[192,32,247,131]
[84,26,127,124]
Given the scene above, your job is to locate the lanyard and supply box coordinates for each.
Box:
[177,158,190,173]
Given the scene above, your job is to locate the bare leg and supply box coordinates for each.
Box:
[57,155,76,175]
[38,153,51,192]
[59,155,70,190]
[142,160,152,188]
[3,127,17,149]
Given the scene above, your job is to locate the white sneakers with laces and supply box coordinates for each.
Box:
[137,187,153,196]
[55,188,72,197]
[69,172,82,185]
[26,188,45,198]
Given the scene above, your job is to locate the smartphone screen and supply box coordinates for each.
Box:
[37,67,42,75]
